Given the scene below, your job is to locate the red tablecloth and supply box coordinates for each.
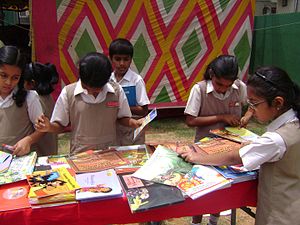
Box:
[0,180,257,225]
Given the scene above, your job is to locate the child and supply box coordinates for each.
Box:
[23,62,59,156]
[109,38,150,145]
[178,66,300,225]
[184,55,252,225]
[35,52,141,154]
[0,46,44,156]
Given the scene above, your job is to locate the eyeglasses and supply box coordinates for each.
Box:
[247,99,266,110]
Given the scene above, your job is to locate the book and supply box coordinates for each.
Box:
[122,86,137,106]
[177,165,232,200]
[67,149,130,173]
[34,154,70,171]
[133,145,193,186]
[210,127,259,143]
[213,166,257,184]
[75,169,123,201]
[133,108,157,141]
[27,167,80,198]
[111,145,152,174]
[119,173,184,213]
[0,151,13,173]
[196,138,241,155]
[0,180,31,212]
[0,151,37,185]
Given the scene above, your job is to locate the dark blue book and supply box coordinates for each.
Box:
[122,86,137,106]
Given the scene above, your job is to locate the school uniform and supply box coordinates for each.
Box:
[111,68,150,145]
[184,79,247,142]
[51,80,131,154]
[0,89,43,153]
[239,109,300,225]
[36,95,58,156]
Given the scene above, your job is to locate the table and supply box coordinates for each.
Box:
[0,180,257,225]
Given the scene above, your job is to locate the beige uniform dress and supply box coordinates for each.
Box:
[36,95,58,156]
[255,121,300,225]
[65,82,120,154]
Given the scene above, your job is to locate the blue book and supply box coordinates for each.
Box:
[122,86,137,106]
[213,166,257,184]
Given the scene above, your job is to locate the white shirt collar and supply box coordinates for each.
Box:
[111,69,131,83]
[206,80,238,94]
[74,80,115,97]
[267,109,298,132]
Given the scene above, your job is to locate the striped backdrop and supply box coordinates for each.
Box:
[32,0,255,108]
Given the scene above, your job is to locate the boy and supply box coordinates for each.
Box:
[109,38,150,145]
[35,52,141,154]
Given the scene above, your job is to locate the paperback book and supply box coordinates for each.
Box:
[75,169,123,201]
[133,145,193,186]
[0,180,31,212]
[0,151,13,173]
[196,138,241,155]
[119,173,184,213]
[111,145,152,174]
[133,108,157,141]
[67,149,130,173]
[177,165,232,200]
[0,151,37,185]
[27,167,80,199]
[210,127,259,143]
[34,155,70,171]
[213,166,257,184]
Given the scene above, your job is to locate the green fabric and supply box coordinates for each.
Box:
[250,12,300,85]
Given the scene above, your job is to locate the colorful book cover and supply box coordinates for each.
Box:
[133,108,157,141]
[196,138,241,155]
[133,145,193,186]
[0,180,31,212]
[122,86,137,106]
[27,167,80,198]
[67,149,130,173]
[177,165,232,200]
[0,151,13,173]
[213,166,257,184]
[0,152,37,185]
[34,155,70,171]
[75,169,123,201]
[210,127,259,143]
[119,173,184,213]
[111,145,152,174]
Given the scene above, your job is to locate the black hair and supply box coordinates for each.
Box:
[247,66,300,121]
[0,45,27,107]
[23,62,59,95]
[203,55,239,81]
[109,38,133,58]
[79,52,112,88]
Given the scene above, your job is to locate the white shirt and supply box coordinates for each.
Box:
[240,109,298,171]
[111,68,150,106]
[0,88,43,123]
[50,80,132,126]
[184,80,247,117]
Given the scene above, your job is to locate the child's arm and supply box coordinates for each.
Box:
[177,146,242,166]
[35,114,65,133]
[13,131,45,156]
[185,113,241,127]
[118,117,143,128]
[130,105,148,116]
[240,108,254,127]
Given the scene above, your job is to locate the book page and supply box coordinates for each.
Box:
[133,108,157,141]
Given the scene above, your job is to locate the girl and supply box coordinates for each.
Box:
[0,46,44,156]
[179,66,300,225]
[184,55,252,225]
[23,62,59,156]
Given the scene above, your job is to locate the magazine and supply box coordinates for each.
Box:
[210,127,259,143]
[119,173,184,213]
[133,145,193,186]
[177,165,232,200]
[133,108,157,141]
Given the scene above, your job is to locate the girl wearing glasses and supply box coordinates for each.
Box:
[179,66,300,225]
[23,62,59,156]
[185,55,252,225]
[0,46,44,156]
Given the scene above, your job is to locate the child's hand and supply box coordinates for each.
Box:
[240,108,254,128]
[222,114,241,127]
[35,114,50,132]
[13,136,32,156]
[178,150,200,164]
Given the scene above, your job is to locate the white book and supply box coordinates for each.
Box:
[75,169,123,201]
